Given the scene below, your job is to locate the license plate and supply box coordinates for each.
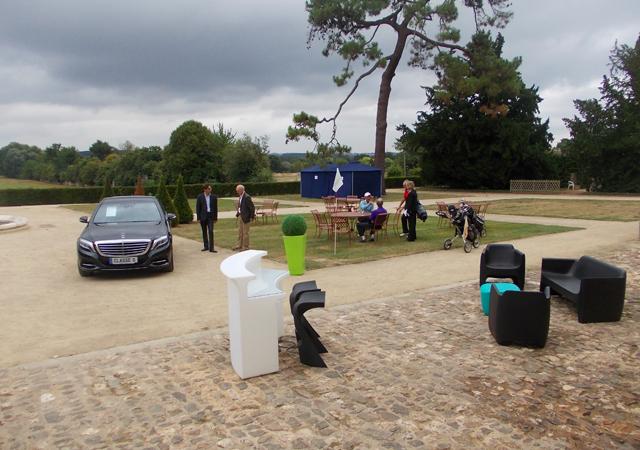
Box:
[110,256,138,265]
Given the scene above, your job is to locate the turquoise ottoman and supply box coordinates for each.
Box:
[480,282,520,316]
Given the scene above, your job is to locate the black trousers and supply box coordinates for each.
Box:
[407,213,417,241]
[356,221,373,237]
[200,215,215,250]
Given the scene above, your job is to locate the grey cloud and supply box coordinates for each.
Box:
[0,0,638,150]
[0,0,343,105]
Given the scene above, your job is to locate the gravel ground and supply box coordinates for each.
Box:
[0,241,637,449]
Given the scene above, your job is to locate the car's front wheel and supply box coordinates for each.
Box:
[78,266,92,277]
[163,251,174,273]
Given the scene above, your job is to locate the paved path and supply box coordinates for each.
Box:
[0,193,638,367]
[0,246,637,449]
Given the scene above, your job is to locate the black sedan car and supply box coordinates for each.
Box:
[77,196,175,276]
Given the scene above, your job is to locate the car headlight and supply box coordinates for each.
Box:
[152,235,169,250]
[78,238,94,252]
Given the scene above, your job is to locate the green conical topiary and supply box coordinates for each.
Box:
[156,175,179,226]
[281,214,307,236]
[101,176,114,200]
[173,174,193,224]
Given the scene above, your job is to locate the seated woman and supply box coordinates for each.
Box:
[357,199,387,242]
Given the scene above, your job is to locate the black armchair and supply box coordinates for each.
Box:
[480,244,526,290]
[293,290,327,367]
[489,285,551,348]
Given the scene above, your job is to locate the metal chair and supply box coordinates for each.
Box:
[328,215,353,244]
[391,209,403,236]
[311,210,331,238]
[371,213,389,241]
[435,202,450,227]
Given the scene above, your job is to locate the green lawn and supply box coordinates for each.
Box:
[475,198,640,222]
[0,176,68,189]
[172,214,580,270]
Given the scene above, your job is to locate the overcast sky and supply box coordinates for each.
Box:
[0,0,638,153]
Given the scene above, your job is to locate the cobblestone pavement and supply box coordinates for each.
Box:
[1,244,638,449]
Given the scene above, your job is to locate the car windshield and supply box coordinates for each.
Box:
[93,200,161,223]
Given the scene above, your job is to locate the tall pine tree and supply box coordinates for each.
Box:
[399,34,553,189]
[563,36,640,192]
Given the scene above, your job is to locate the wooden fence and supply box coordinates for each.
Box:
[510,180,561,192]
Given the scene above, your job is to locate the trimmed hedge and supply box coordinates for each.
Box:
[0,186,134,206]
[384,176,407,188]
[0,178,405,206]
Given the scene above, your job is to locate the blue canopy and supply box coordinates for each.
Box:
[300,162,382,198]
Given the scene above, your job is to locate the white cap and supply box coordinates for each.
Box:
[364,192,372,197]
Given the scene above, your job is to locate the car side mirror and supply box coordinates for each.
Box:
[167,213,176,221]
[79,216,88,223]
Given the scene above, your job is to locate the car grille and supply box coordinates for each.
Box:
[95,239,151,257]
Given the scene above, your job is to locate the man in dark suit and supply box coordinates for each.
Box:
[233,184,255,251]
[196,184,218,252]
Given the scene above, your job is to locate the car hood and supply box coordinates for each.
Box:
[81,221,166,242]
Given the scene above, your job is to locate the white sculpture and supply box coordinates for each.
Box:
[219,250,288,379]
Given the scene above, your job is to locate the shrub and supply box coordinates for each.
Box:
[282,214,307,236]
[155,176,179,226]
[173,174,193,224]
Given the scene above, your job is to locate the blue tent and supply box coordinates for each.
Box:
[300,162,383,198]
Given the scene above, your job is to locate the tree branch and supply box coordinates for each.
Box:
[354,7,400,28]
[317,55,392,144]
[407,28,469,55]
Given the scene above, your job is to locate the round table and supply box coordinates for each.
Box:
[328,211,370,253]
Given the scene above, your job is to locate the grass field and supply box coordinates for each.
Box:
[61,201,581,269]
[478,198,640,222]
[0,176,68,189]
[171,214,579,270]
[273,173,299,182]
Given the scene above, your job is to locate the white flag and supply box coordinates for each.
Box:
[332,168,344,193]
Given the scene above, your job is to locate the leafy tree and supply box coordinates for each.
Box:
[97,153,121,186]
[111,146,162,185]
[89,140,114,161]
[56,146,80,177]
[155,176,179,226]
[223,135,273,182]
[563,36,640,192]
[78,158,102,186]
[164,120,225,183]
[173,174,194,224]
[287,0,517,181]
[304,142,351,166]
[0,142,42,178]
[399,35,553,189]
[269,154,286,173]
